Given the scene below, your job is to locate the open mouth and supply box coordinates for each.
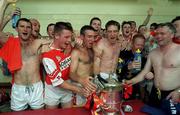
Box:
[65,42,70,46]
[33,30,39,34]
[125,31,130,34]
[89,42,93,46]
[110,37,116,40]
[22,33,28,36]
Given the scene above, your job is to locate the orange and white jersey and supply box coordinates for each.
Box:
[42,49,71,87]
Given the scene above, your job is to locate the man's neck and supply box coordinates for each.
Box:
[159,42,173,52]
[50,42,64,51]
[123,34,131,42]
[20,40,31,48]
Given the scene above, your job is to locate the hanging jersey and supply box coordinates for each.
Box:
[42,49,71,87]
[0,36,22,73]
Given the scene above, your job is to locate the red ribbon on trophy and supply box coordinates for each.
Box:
[84,93,104,111]
[123,84,133,99]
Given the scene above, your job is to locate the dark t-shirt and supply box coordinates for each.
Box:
[116,50,147,99]
[116,50,147,81]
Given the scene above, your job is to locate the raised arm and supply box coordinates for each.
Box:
[142,8,153,26]
[0,0,18,43]
[0,7,21,30]
[0,0,18,29]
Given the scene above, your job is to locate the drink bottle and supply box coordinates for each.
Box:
[133,49,141,73]
[12,4,20,28]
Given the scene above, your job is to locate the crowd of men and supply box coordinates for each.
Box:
[0,0,179,114]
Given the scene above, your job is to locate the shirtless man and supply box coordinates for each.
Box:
[126,22,180,114]
[93,20,121,79]
[0,18,52,111]
[70,25,96,106]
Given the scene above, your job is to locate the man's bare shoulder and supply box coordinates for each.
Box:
[71,48,81,61]
[34,39,52,54]
[72,47,80,53]
[34,38,52,45]
[148,47,160,58]
[95,38,106,48]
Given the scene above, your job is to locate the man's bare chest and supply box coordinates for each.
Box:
[21,47,38,61]
[153,51,180,68]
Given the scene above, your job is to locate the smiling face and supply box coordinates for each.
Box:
[30,19,40,38]
[54,29,72,50]
[16,19,32,42]
[155,26,174,46]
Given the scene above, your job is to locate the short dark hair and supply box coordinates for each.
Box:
[121,21,131,29]
[80,25,96,36]
[138,25,146,33]
[129,21,136,26]
[105,20,120,31]
[132,34,145,43]
[157,22,176,34]
[150,23,158,29]
[90,17,101,25]
[47,23,55,32]
[171,16,180,23]
[16,18,32,28]
[54,22,73,34]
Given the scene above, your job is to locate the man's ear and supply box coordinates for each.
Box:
[54,33,59,39]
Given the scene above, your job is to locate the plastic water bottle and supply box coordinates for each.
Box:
[12,4,20,28]
[133,49,141,73]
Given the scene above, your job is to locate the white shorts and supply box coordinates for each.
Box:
[72,81,86,106]
[44,81,73,106]
[100,72,118,80]
[11,81,44,111]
